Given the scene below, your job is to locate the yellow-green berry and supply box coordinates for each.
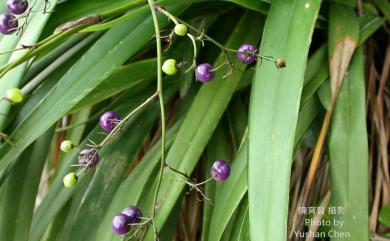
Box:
[60,140,73,152]
[174,24,187,36]
[63,172,78,188]
[5,88,23,104]
[162,59,177,75]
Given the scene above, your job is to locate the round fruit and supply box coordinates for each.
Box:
[210,160,231,182]
[0,13,18,35]
[63,172,78,188]
[60,140,73,152]
[275,58,286,68]
[6,0,28,15]
[5,88,23,103]
[236,44,258,64]
[174,24,187,36]
[99,111,120,132]
[195,63,215,82]
[162,59,177,75]
[112,214,131,235]
[78,148,99,168]
[121,205,142,223]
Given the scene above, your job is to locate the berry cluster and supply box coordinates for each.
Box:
[0,0,28,35]
[108,160,230,236]
[61,111,121,188]
[112,205,143,235]
[158,7,286,84]
[162,41,260,82]
[162,28,258,83]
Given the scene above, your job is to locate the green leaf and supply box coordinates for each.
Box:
[317,80,331,111]
[228,196,250,241]
[301,64,328,105]
[328,47,369,241]
[42,0,145,34]
[359,12,385,44]
[227,94,249,150]
[71,58,157,112]
[372,0,390,22]
[294,97,322,152]
[379,205,390,228]
[328,3,359,102]
[0,128,54,241]
[248,1,321,241]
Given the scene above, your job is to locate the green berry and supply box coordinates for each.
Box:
[60,140,73,152]
[63,172,78,188]
[162,59,177,75]
[5,88,23,104]
[174,24,187,36]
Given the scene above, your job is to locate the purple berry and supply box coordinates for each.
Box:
[236,44,258,64]
[99,111,120,132]
[210,160,231,182]
[195,63,215,82]
[78,148,99,168]
[121,205,142,223]
[0,13,18,35]
[112,214,130,235]
[6,0,28,15]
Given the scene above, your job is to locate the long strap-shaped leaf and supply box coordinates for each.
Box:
[0,128,53,241]
[328,48,369,241]
[248,1,321,241]
[328,3,359,103]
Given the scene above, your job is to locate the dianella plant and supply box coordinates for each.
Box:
[0,0,389,241]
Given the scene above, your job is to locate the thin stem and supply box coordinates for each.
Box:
[157,7,277,63]
[147,1,165,240]
[0,46,30,56]
[128,218,152,226]
[55,120,90,132]
[165,164,212,202]
[185,33,197,72]
[98,91,159,148]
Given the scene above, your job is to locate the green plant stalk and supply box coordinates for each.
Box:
[147,0,166,239]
